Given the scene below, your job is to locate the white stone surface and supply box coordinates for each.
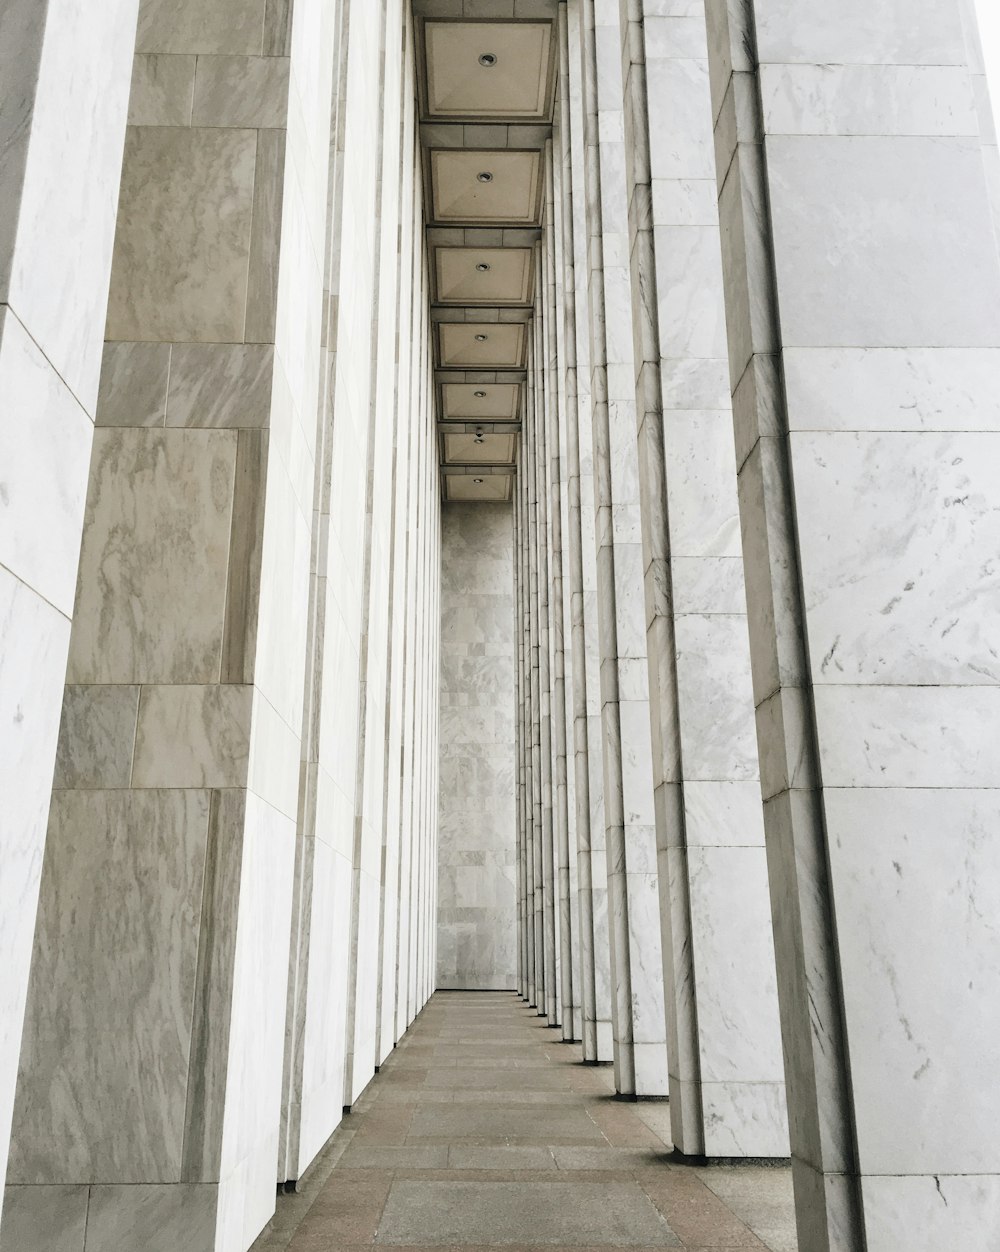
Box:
[438,503,518,991]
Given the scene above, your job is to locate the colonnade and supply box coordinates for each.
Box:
[514,1,1000,1248]
[0,1,439,1248]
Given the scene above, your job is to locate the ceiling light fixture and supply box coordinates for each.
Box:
[474,390,487,398]
[477,171,493,183]
[474,334,488,342]
[473,477,485,484]
[474,427,485,444]
[478,53,497,67]
[475,262,491,272]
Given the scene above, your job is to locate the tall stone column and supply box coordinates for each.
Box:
[706,0,1000,1245]
[531,251,559,1025]
[579,0,669,1096]
[377,10,420,1064]
[526,335,547,1008]
[345,0,406,1108]
[564,0,615,1064]
[4,0,340,1246]
[549,116,584,1044]
[543,146,575,1037]
[617,0,787,1154]
[514,482,527,999]
[0,0,140,1194]
[516,419,537,1004]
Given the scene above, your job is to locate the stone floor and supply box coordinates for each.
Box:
[252,992,797,1252]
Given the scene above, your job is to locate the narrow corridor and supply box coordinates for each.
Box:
[252,994,796,1252]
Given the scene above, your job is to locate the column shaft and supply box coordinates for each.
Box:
[617,0,787,1154]
[706,0,1000,1243]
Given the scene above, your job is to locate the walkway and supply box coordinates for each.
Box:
[253,993,797,1252]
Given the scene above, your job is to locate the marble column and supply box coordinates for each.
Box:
[563,0,615,1065]
[548,118,583,1043]
[526,335,546,1008]
[705,0,1000,1245]
[617,0,787,1154]
[959,0,1000,242]
[376,9,420,1066]
[515,431,533,1003]
[0,0,140,1196]
[514,484,527,998]
[344,0,405,1109]
[579,0,669,1096]
[5,0,341,1247]
[278,0,353,1181]
[532,252,560,1025]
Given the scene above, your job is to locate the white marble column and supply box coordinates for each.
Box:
[376,8,420,1065]
[531,252,560,1025]
[526,334,547,1008]
[617,0,787,1155]
[579,0,669,1097]
[706,0,1000,1245]
[514,488,527,998]
[549,116,583,1043]
[564,0,615,1065]
[6,0,343,1247]
[344,0,405,1108]
[0,0,140,1196]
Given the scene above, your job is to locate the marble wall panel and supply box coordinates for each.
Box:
[66,428,238,686]
[106,127,258,344]
[438,503,518,991]
[8,788,211,1183]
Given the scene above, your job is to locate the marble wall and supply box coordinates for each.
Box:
[437,503,518,991]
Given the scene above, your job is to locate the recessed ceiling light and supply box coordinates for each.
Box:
[474,390,487,398]
[475,262,491,272]
[477,171,493,183]
[473,477,485,484]
[474,334,488,342]
[478,53,497,67]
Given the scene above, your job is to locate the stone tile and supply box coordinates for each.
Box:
[0,1184,88,1252]
[424,1068,571,1090]
[106,126,257,343]
[250,994,795,1252]
[447,1145,558,1169]
[407,1103,603,1142]
[374,1181,681,1246]
[8,789,212,1182]
[639,1173,765,1249]
[66,428,238,685]
[337,1145,449,1169]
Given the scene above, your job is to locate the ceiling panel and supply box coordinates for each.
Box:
[434,246,534,306]
[438,323,526,369]
[444,474,514,503]
[441,382,521,421]
[442,433,517,465]
[424,21,554,122]
[430,150,542,225]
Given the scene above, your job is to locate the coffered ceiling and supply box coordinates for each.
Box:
[414,0,558,503]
